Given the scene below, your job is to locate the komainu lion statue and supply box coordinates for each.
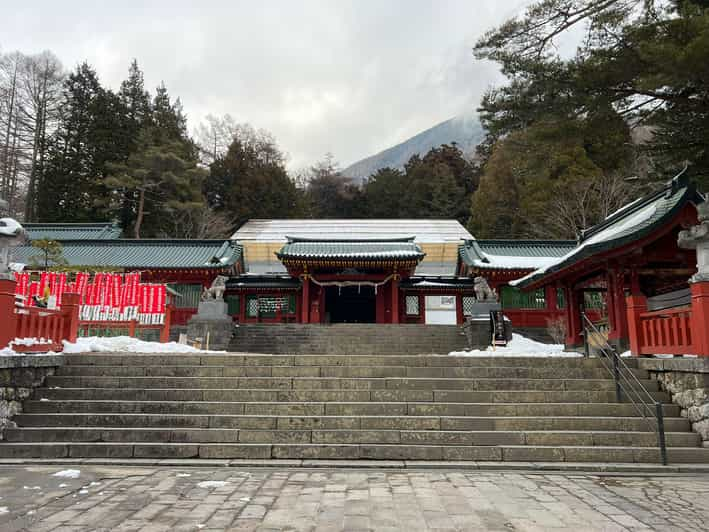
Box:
[201,275,228,301]
[473,276,496,301]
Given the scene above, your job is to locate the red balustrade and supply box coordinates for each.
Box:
[626,282,709,356]
[0,279,80,353]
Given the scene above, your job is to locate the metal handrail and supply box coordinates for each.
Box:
[582,313,668,465]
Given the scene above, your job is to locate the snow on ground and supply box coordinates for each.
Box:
[52,469,80,479]
[63,336,224,354]
[449,333,582,357]
[197,481,230,488]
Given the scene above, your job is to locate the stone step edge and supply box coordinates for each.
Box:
[0,457,700,473]
[14,413,684,420]
[5,427,691,435]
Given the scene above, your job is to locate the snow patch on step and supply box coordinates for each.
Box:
[63,336,225,354]
[449,334,581,357]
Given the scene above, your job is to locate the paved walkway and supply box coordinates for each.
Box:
[0,466,707,531]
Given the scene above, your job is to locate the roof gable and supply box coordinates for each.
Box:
[512,171,704,288]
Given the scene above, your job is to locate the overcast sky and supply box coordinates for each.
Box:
[3,0,530,170]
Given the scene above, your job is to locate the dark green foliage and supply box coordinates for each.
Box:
[473,0,709,187]
[36,63,132,223]
[206,136,302,227]
[361,143,476,223]
[29,238,67,269]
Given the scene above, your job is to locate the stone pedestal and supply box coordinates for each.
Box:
[462,301,512,350]
[187,301,233,351]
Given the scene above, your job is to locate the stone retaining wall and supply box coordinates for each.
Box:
[0,354,63,437]
[638,358,709,446]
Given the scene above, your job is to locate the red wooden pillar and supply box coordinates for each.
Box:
[545,285,558,311]
[690,282,709,356]
[564,285,583,348]
[0,278,18,349]
[60,292,81,344]
[606,271,618,339]
[625,294,647,356]
[608,269,629,344]
[391,276,400,324]
[301,276,310,324]
[161,304,173,343]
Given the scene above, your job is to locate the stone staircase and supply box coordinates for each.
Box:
[1,352,708,464]
[230,324,468,355]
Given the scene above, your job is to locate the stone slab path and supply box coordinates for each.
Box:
[0,465,707,531]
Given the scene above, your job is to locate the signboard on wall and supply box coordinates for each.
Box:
[424,295,457,325]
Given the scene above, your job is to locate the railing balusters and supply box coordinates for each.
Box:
[583,313,668,466]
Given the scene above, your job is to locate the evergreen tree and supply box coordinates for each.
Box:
[36,63,131,222]
[363,167,407,218]
[474,0,709,187]
[104,127,205,238]
[207,133,302,227]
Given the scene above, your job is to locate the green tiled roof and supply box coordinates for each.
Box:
[513,172,705,289]
[23,222,122,241]
[14,239,242,270]
[276,237,425,262]
[459,239,577,271]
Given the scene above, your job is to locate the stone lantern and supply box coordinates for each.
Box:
[678,202,709,282]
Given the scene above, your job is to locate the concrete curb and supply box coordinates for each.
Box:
[1,458,708,474]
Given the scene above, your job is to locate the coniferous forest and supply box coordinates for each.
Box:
[1,0,708,239]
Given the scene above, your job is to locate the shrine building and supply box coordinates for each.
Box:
[512,172,704,351]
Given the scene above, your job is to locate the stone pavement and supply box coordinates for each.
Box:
[0,465,707,531]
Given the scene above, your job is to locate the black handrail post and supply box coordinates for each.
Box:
[655,401,668,466]
[613,352,622,402]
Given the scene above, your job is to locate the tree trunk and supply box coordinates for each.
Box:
[134,188,145,238]
[1,58,19,200]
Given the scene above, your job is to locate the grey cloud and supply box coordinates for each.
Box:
[2,0,530,169]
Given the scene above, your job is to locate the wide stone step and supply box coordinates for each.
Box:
[64,354,637,369]
[44,376,659,392]
[12,413,691,432]
[2,427,699,447]
[56,364,647,380]
[0,442,705,463]
[23,400,681,418]
[33,388,670,404]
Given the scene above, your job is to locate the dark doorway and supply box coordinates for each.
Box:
[325,285,376,323]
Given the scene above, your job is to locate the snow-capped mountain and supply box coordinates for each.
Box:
[343,113,484,183]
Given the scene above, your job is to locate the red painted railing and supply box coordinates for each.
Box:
[78,304,172,343]
[626,283,709,356]
[637,306,693,355]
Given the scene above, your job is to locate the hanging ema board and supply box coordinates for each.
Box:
[424,295,457,325]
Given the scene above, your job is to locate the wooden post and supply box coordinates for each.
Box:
[161,304,172,343]
[301,275,310,324]
[391,276,399,324]
[690,282,709,356]
[0,278,18,349]
[625,294,648,356]
[128,320,137,338]
[564,286,583,348]
[545,285,558,311]
[60,293,81,344]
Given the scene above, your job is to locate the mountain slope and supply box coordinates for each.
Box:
[343,114,484,183]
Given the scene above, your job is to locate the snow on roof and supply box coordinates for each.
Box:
[232,219,473,244]
[511,202,658,287]
[511,171,702,288]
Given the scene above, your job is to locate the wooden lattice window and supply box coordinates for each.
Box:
[405,295,419,315]
[462,296,476,315]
